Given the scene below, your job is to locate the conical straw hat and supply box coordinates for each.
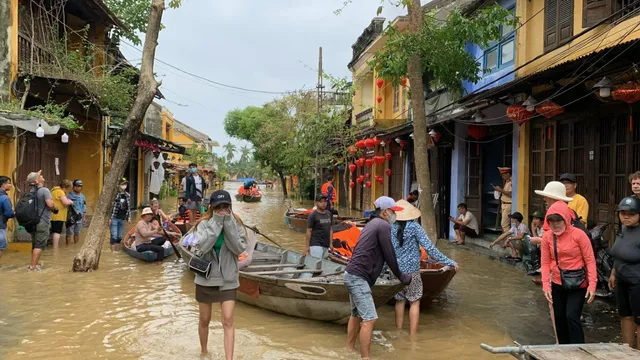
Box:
[395,199,421,221]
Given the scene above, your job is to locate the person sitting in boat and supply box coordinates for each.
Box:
[193,189,247,358]
[150,198,170,226]
[134,207,167,261]
[345,196,411,360]
[390,199,458,335]
[170,197,188,222]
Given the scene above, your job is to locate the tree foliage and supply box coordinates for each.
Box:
[371,5,517,94]
[183,145,213,167]
[105,0,183,46]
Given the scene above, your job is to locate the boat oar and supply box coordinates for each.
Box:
[244,225,284,248]
[161,225,182,260]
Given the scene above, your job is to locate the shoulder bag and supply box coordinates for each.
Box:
[553,234,586,290]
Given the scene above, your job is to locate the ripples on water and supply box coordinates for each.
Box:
[0,182,619,359]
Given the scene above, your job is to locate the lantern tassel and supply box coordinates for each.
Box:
[547,126,551,140]
[476,143,480,156]
[630,105,634,133]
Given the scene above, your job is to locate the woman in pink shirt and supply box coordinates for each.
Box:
[540,200,597,344]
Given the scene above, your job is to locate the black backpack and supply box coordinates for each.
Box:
[15,187,43,230]
[571,210,592,241]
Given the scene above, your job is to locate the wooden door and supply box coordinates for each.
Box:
[465,142,483,234]
[17,133,68,192]
[529,121,558,216]
[388,143,404,201]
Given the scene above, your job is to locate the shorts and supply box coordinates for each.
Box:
[195,285,237,303]
[66,219,82,236]
[30,219,50,250]
[186,200,202,211]
[50,220,64,234]
[309,246,328,259]
[394,272,423,302]
[615,278,640,325]
[344,272,377,321]
[0,228,7,250]
[454,224,478,237]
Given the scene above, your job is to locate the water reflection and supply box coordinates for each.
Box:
[0,182,618,359]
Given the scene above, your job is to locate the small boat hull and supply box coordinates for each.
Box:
[123,222,181,262]
[235,194,262,202]
[177,241,404,323]
[284,210,360,233]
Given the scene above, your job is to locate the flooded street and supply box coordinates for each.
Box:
[0,183,619,359]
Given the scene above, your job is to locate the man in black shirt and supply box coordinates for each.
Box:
[345,196,411,359]
[303,194,333,259]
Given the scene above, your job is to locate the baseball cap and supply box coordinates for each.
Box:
[559,173,577,183]
[73,179,83,187]
[316,194,328,202]
[531,210,545,219]
[119,177,129,185]
[508,212,524,222]
[374,196,403,212]
[210,190,232,207]
[26,171,39,184]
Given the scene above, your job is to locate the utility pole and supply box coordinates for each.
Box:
[314,46,324,201]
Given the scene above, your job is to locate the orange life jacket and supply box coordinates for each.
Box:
[321,182,333,201]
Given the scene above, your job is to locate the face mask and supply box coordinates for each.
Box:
[551,223,566,236]
[386,210,397,224]
[190,168,197,173]
[120,185,127,190]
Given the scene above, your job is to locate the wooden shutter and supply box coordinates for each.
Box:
[545,0,574,51]
[545,0,559,51]
[583,0,612,27]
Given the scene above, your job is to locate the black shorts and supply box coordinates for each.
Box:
[615,278,640,325]
[50,221,64,234]
[454,224,478,237]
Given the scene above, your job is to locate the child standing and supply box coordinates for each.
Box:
[66,179,87,245]
[109,178,131,252]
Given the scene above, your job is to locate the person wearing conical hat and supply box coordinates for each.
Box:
[390,199,459,335]
[494,167,513,233]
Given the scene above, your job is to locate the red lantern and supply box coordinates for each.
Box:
[372,156,382,166]
[364,138,375,149]
[349,181,355,189]
[399,140,407,149]
[373,136,382,146]
[535,100,564,119]
[357,158,366,167]
[507,104,534,125]
[365,181,372,188]
[385,153,392,161]
[365,158,373,168]
[385,168,392,176]
[612,82,640,103]
[348,146,357,155]
[376,78,384,88]
[467,124,488,140]
[365,173,371,179]
[356,176,364,184]
[377,96,383,104]
[376,176,384,185]
[355,140,366,149]
[401,77,408,87]
[348,164,356,173]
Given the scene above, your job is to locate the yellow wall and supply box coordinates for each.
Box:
[66,120,104,215]
[516,1,640,77]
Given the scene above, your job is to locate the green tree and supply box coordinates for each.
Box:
[105,0,183,46]
[184,144,213,167]
[223,142,237,163]
[340,0,515,242]
[239,145,251,163]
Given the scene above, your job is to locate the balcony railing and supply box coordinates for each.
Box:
[18,32,55,73]
[321,91,351,106]
[355,107,374,125]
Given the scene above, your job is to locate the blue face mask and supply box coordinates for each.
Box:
[190,168,197,173]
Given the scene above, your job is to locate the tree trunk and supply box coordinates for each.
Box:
[72,0,165,272]
[407,0,438,244]
[277,170,288,198]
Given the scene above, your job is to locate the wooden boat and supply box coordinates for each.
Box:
[177,240,405,323]
[123,222,182,262]
[284,208,361,232]
[235,193,262,202]
[481,343,640,359]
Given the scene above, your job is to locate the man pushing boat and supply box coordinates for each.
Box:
[344,196,412,359]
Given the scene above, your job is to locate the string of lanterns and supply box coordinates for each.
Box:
[35,123,69,143]
[346,135,406,190]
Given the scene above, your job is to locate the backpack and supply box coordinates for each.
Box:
[15,187,43,230]
[571,210,592,241]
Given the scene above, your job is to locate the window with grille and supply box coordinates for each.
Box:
[393,86,400,113]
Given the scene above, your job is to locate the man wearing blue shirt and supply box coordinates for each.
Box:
[66,179,87,245]
[0,176,15,263]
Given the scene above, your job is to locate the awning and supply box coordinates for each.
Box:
[0,113,61,135]
[136,132,186,154]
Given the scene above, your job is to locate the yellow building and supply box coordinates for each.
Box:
[347,16,412,211]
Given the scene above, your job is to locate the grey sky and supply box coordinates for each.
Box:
[120,0,406,158]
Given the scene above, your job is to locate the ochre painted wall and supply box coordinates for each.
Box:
[66,120,103,215]
[516,0,640,77]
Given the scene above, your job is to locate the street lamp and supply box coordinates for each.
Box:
[473,110,486,123]
[61,132,69,143]
[523,95,537,112]
[593,77,612,98]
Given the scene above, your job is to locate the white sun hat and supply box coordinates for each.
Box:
[534,181,573,202]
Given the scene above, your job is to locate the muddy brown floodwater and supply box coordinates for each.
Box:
[0,182,619,359]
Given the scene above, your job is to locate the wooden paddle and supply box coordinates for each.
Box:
[160,224,182,260]
[244,225,284,248]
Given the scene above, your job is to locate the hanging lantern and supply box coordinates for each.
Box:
[357,157,366,167]
[36,124,45,138]
[376,78,384,88]
[373,156,383,166]
[401,77,408,87]
[376,176,384,185]
[473,110,486,123]
[385,153,392,161]
[428,129,441,143]
[349,181,355,189]
[399,140,407,149]
[380,140,386,147]
[364,138,375,149]
[356,176,363,184]
[377,96,383,104]
[373,136,382,146]
[467,124,488,140]
[506,104,535,125]
[365,173,371,179]
[348,146,357,155]
[355,140,366,149]
[348,164,356,173]
[365,181,372,188]
[593,77,613,98]
[535,100,564,119]
[61,132,69,144]
[522,95,537,112]
[365,158,373,168]
[612,81,640,103]
[385,168,392,176]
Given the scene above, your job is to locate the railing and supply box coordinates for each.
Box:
[322,91,351,106]
[18,32,54,72]
[355,107,374,125]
